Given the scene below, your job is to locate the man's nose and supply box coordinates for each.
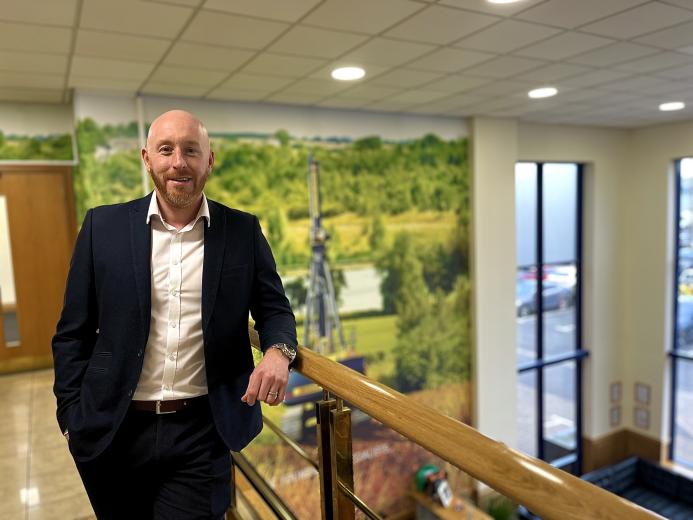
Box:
[172,148,186,169]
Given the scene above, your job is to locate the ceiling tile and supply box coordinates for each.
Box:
[387,89,450,104]
[141,82,208,97]
[218,73,295,92]
[0,71,65,89]
[618,52,693,74]
[336,84,403,101]
[364,99,413,112]
[464,79,535,97]
[0,50,68,75]
[655,62,693,79]
[206,88,267,102]
[634,19,693,50]
[462,55,547,78]
[203,0,321,22]
[559,69,633,88]
[303,0,424,34]
[369,69,444,88]
[463,96,525,113]
[598,75,686,94]
[424,75,491,93]
[438,0,546,16]
[385,5,499,45]
[316,97,371,109]
[265,92,323,105]
[515,32,615,61]
[659,0,693,9]
[0,21,71,54]
[0,0,77,27]
[147,65,228,87]
[68,75,141,91]
[268,26,368,59]
[244,53,327,77]
[515,63,592,82]
[279,78,352,96]
[581,3,693,39]
[70,56,156,80]
[183,11,288,49]
[455,20,560,53]
[75,30,171,63]
[81,0,192,38]
[341,38,436,67]
[516,0,646,29]
[0,87,64,103]
[164,43,255,72]
[407,47,496,73]
[568,42,659,67]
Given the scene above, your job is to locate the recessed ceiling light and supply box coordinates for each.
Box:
[659,101,685,112]
[487,0,524,4]
[331,67,365,81]
[528,87,558,99]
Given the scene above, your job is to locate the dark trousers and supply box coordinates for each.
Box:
[73,397,232,520]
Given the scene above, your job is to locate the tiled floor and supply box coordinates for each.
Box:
[0,369,94,520]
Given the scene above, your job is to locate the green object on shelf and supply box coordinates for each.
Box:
[415,464,441,492]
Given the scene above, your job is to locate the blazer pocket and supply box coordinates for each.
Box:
[222,263,248,279]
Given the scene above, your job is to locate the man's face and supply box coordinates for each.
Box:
[142,111,214,209]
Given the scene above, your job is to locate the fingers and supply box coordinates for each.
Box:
[241,356,290,406]
[241,370,261,405]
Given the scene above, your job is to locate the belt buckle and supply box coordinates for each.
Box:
[156,400,176,415]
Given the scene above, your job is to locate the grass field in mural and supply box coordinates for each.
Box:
[74,119,473,516]
[0,131,72,160]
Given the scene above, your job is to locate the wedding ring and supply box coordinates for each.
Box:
[268,391,278,398]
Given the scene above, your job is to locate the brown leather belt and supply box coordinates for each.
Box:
[131,396,207,415]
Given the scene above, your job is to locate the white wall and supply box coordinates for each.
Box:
[0,101,72,136]
[624,121,693,446]
[471,117,519,447]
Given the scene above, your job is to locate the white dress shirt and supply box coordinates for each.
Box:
[133,192,210,401]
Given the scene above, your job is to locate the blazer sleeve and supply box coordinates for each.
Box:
[52,209,99,433]
[249,215,297,351]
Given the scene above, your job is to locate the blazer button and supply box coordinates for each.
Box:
[127,389,133,397]
[137,349,143,357]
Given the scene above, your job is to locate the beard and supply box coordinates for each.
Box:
[150,170,208,209]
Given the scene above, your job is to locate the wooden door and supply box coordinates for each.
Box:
[0,165,76,373]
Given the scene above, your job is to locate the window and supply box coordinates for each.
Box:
[515,162,587,474]
[671,158,693,468]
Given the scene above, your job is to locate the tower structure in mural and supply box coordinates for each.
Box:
[303,154,346,355]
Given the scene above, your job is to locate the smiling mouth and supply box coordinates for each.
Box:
[169,177,192,184]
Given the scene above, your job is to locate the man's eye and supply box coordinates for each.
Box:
[159,147,172,154]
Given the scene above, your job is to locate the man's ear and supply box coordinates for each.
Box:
[141,147,151,172]
[207,150,215,174]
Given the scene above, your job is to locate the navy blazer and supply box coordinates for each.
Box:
[52,193,296,462]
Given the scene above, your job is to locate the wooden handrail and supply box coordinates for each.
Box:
[249,328,661,520]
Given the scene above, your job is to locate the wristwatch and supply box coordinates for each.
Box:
[267,343,297,364]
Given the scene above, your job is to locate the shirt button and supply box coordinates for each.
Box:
[171,289,178,296]
[168,353,175,361]
[173,259,179,265]
[170,322,177,328]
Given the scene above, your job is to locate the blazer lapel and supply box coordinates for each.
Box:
[202,200,226,335]
[130,194,152,344]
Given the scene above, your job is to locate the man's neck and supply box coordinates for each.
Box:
[155,191,203,230]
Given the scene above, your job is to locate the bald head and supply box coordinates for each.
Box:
[146,109,210,153]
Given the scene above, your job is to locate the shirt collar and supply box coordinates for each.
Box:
[146,191,211,228]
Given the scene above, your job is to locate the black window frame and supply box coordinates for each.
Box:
[516,161,588,475]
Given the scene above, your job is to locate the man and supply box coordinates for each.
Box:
[52,110,297,519]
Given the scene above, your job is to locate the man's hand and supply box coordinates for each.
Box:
[241,348,290,406]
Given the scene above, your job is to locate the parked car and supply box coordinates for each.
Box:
[516,280,574,317]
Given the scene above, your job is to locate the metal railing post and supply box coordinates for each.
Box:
[330,400,355,520]
[317,396,337,520]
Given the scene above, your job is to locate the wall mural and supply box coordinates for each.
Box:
[72,97,472,518]
[0,131,72,161]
